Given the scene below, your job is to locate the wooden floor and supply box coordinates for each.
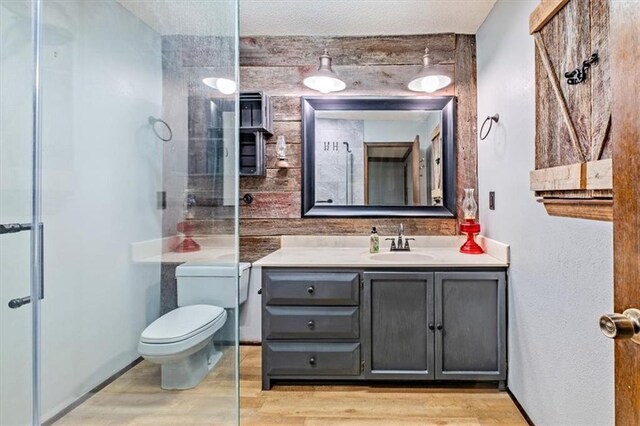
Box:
[57,346,526,425]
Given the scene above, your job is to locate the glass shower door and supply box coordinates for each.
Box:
[2,0,240,424]
[0,1,37,424]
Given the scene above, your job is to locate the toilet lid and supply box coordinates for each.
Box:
[141,305,225,344]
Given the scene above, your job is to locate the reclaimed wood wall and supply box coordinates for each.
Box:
[236,34,478,262]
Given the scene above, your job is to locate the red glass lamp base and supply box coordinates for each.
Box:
[175,221,201,253]
[459,220,484,255]
[174,237,201,253]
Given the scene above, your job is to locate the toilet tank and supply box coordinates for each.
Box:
[176,262,251,309]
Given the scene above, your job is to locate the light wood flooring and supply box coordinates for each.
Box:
[56,346,527,425]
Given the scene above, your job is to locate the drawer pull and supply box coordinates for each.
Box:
[309,356,316,366]
[307,286,315,295]
[307,320,315,330]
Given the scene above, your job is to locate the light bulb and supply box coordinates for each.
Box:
[420,76,440,93]
[303,76,345,94]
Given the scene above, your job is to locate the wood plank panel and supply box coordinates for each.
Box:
[265,121,301,145]
[272,96,302,121]
[540,199,612,221]
[240,218,457,238]
[240,237,282,263]
[558,0,592,161]
[241,64,455,96]
[529,159,612,191]
[240,34,456,67]
[240,192,301,219]
[187,219,235,235]
[610,2,640,423]
[534,20,557,170]
[454,35,478,222]
[590,0,612,161]
[530,162,584,191]
[535,13,565,169]
[585,158,612,190]
[529,0,571,34]
[241,168,301,193]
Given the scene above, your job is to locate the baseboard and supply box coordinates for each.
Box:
[42,357,143,426]
[507,388,535,426]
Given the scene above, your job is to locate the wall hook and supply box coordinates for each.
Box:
[565,52,599,85]
[479,114,499,140]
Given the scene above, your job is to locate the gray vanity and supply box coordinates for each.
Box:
[256,237,509,390]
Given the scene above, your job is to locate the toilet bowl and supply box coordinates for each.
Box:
[138,262,250,390]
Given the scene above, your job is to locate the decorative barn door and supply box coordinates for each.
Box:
[529,0,613,221]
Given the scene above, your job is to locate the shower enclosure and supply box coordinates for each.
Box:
[0,0,240,424]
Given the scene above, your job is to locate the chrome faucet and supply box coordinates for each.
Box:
[386,223,415,252]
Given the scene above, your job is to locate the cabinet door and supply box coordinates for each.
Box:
[434,271,506,381]
[362,272,434,380]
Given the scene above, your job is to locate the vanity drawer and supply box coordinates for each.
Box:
[264,306,359,340]
[264,271,359,305]
[265,342,361,376]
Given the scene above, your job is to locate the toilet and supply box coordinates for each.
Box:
[138,262,251,390]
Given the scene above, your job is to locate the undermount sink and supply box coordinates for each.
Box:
[369,252,435,262]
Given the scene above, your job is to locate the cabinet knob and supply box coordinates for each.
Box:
[307,286,315,295]
[309,356,316,365]
[428,323,435,331]
[599,308,640,344]
[436,323,443,330]
[307,320,315,330]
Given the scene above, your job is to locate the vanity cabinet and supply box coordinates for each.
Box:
[434,272,506,382]
[362,272,435,380]
[261,268,507,390]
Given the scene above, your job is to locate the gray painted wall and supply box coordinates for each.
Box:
[476,1,614,424]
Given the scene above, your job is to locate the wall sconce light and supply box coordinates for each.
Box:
[275,135,290,168]
[407,48,452,93]
[303,49,346,94]
[202,77,237,95]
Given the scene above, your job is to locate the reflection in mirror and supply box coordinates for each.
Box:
[314,110,443,207]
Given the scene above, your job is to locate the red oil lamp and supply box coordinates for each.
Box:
[459,188,484,254]
[175,221,201,253]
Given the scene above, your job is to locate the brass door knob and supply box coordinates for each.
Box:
[599,308,640,344]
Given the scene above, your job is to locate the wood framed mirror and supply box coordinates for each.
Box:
[301,96,456,218]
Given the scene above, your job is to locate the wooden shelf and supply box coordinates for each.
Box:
[538,198,613,222]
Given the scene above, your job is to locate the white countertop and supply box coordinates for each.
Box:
[131,235,237,264]
[253,235,509,268]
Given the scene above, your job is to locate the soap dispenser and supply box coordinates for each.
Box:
[370,226,379,254]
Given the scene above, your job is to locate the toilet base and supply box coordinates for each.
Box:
[160,340,223,390]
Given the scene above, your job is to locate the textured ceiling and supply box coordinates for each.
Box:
[240,0,497,36]
[118,0,496,36]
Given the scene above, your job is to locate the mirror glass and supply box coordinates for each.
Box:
[302,96,456,218]
[314,110,443,207]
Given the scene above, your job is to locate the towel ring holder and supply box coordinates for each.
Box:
[479,114,499,140]
[148,116,173,142]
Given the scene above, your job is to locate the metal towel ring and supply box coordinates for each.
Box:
[479,114,499,140]
[148,116,173,142]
